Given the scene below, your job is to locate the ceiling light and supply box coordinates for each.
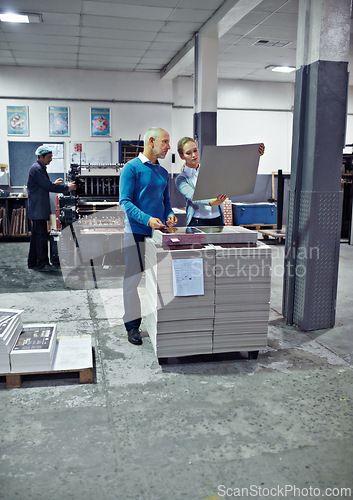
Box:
[27,13,42,23]
[254,39,292,48]
[272,66,295,73]
[0,12,42,23]
[265,65,295,73]
[0,12,29,23]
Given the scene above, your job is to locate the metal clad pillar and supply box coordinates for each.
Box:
[283,0,351,330]
[194,30,218,151]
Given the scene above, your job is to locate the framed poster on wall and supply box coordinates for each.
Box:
[7,106,29,136]
[90,107,111,137]
[49,106,70,136]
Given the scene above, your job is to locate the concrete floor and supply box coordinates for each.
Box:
[0,239,352,500]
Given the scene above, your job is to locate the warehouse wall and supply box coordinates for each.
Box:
[0,67,173,178]
[171,76,294,176]
[2,65,352,185]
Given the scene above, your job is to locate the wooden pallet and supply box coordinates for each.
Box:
[2,366,94,389]
[239,223,277,230]
[1,337,94,389]
[259,227,286,241]
[158,350,259,365]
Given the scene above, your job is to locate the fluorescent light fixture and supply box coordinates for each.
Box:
[27,13,42,23]
[266,65,296,73]
[0,12,29,23]
[0,12,42,23]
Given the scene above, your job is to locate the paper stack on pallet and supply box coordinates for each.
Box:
[145,238,215,358]
[213,241,272,353]
[144,232,272,360]
[0,309,23,373]
[10,324,58,372]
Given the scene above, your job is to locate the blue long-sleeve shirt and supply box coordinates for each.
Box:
[119,154,174,235]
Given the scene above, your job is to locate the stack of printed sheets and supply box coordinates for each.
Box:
[145,239,215,358]
[144,236,271,359]
[213,241,272,353]
[0,309,23,373]
[10,323,58,372]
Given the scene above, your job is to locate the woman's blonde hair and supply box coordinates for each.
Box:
[177,137,197,171]
[177,136,196,156]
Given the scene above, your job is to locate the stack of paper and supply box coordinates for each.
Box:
[152,225,258,246]
[0,309,23,373]
[195,225,258,245]
[10,324,58,372]
[213,241,272,353]
[144,238,272,359]
[144,238,215,358]
[152,227,206,246]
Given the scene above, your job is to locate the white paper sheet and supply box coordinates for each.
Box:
[172,258,204,296]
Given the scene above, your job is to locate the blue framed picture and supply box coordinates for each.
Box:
[90,107,111,137]
[49,106,70,136]
[7,106,29,136]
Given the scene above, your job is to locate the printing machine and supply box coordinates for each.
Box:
[57,163,126,270]
[59,163,122,225]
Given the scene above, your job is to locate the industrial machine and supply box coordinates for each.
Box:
[59,162,122,226]
[57,163,126,274]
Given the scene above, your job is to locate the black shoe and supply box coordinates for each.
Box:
[28,265,37,270]
[37,264,55,272]
[127,328,142,345]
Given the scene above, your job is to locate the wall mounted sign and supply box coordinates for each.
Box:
[90,108,111,137]
[7,106,29,136]
[49,106,70,136]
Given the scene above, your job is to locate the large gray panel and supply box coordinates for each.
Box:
[283,58,348,330]
[293,191,342,330]
[301,61,348,193]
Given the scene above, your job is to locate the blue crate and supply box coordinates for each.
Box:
[232,203,277,225]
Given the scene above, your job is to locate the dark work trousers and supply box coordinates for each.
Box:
[189,215,223,226]
[123,232,146,332]
[28,219,50,269]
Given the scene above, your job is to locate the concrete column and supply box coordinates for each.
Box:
[193,29,218,152]
[283,0,351,330]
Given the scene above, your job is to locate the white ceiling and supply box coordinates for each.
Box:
[0,0,350,83]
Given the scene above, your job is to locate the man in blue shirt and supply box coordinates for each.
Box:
[27,145,76,272]
[119,128,177,345]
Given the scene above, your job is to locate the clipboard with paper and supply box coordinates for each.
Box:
[192,143,261,201]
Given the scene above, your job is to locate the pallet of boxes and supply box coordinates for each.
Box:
[0,309,94,389]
